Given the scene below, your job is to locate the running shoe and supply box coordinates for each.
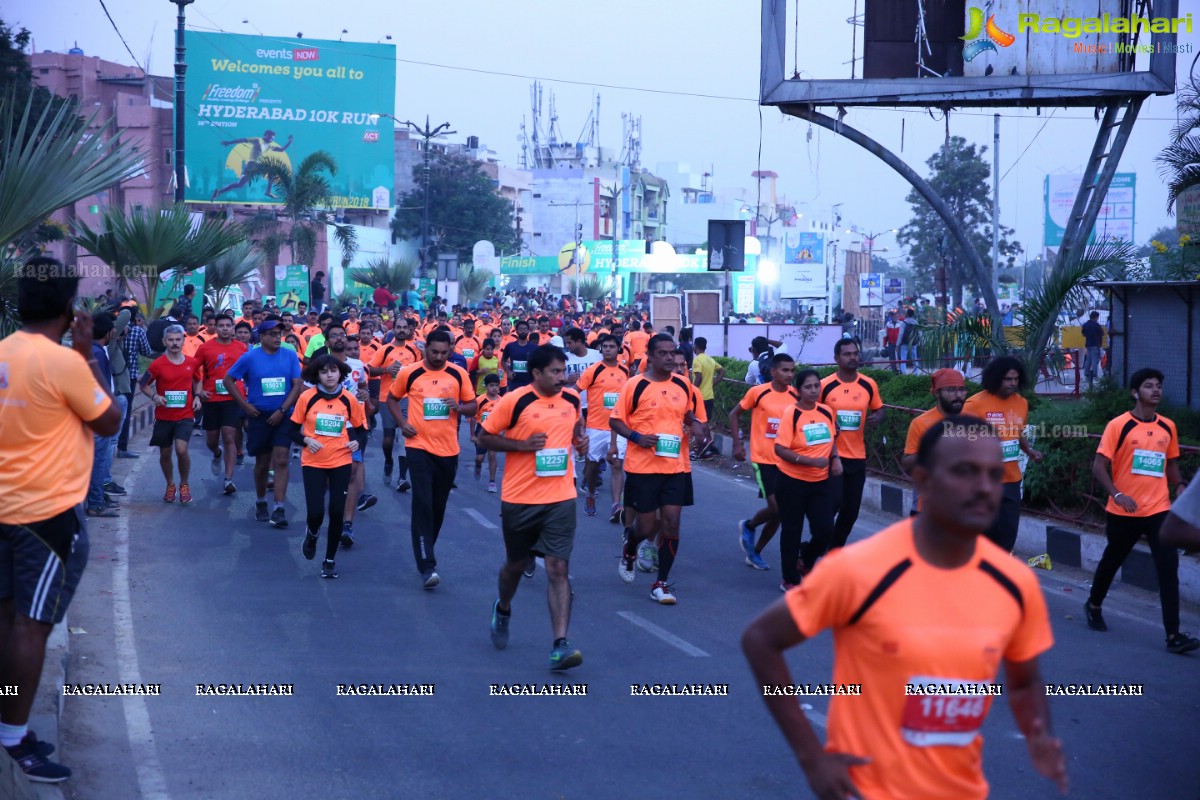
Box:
[356,493,378,512]
[2,741,71,783]
[269,507,288,528]
[618,537,636,584]
[223,479,237,496]
[340,523,355,548]
[636,540,657,573]
[116,450,140,459]
[745,550,770,571]
[779,581,797,593]
[255,500,269,522]
[1084,601,1107,632]
[422,571,440,589]
[302,528,318,560]
[163,483,176,503]
[739,520,756,557]
[103,481,126,495]
[321,559,338,579]
[396,479,411,493]
[20,731,54,757]
[383,463,394,486]
[548,640,583,671]
[609,503,623,523]
[1167,632,1200,654]
[523,558,537,579]
[235,453,245,466]
[649,581,676,605]
[490,599,510,650]
[179,484,192,505]
[584,494,597,516]
[210,452,222,476]
[487,481,497,493]
[85,507,119,518]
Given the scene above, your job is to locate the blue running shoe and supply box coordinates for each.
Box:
[549,640,583,671]
[739,520,756,557]
[745,549,770,571]
[490,599,510,650]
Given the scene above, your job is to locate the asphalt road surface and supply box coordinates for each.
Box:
[58,428,1200,799]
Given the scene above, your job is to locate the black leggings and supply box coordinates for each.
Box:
[776,474,835,585]
[829,458,867,549]
[302,464,352,561]
[1089,511,1180,636]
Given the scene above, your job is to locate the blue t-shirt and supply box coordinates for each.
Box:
[502,340,539,389]
[225,346,301,412]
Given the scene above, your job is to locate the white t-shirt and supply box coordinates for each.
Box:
[565,348,601,409]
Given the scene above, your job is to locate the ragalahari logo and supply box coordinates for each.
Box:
[962,5,1016,61]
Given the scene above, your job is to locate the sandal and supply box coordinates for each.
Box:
[179,484,192,504]
[164,483,176,503]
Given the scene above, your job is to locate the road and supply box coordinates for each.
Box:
[58,427,1200,799]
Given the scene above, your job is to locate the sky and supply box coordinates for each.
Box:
[13,0,1200,265]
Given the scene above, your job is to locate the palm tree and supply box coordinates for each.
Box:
[1156,77,1200,212]
[457,266,492,306]
[72,204,245,318]
[255,150,357,271]
[348,256,417,297]
[204,240,263,313]
[569,274,615,309]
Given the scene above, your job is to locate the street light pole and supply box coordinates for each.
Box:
[171,0,194,204]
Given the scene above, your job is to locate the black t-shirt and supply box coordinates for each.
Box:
[1081,320,1103,347]
[311,279,325,302]
[502,339,540,389]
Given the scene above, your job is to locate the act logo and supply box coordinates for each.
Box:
[962,5,1016,61]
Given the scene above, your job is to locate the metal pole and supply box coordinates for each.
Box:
[611,163,620,308]
[422,116,432,280]
[992,113,1000,301]
[172,0,193,204]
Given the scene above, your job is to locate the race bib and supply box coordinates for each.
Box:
[261,377,286,396]
[481,411,491,424]
[603,392,619,409]
[654,433,682,459]
[462,349,475,359]
[512,360,528,373]
[535,447,569,477]
[837,410,862,431]
[765,417,780,439]
[164,390,188,409]
[314,413,346,437]
[900,677,991,747]
[214,379,229,396]
[1000,439,1021,462]
[423,397,451,420]
[1131,448,1166,477]
[802,422,832,446]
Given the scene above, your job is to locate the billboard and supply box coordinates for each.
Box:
[185,32,396,209]
[1044,173,1135,249]
[1178,186,1200,237]
[781,231,827,299]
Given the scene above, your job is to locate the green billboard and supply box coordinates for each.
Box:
[185,32,396,209]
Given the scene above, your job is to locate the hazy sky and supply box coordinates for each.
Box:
[15,0,1200,262]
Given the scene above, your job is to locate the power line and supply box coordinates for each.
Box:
[97,0,146,74]
[1001,109,1056,183]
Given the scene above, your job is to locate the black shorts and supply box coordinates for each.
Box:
[149,418,195,447]
[501,500,576,562]
[202,401,242,431]
[752,462,781,498]
[0,505,89,624]
[623,471,694,513]
[246,413,293,457]
[703,399,714,423]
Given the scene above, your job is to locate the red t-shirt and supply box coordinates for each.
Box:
[193,338,248,402]
[146,355,200,421]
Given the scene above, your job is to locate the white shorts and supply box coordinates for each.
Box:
[587,428,626,462]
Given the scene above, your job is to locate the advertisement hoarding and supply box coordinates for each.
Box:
[1044,172,1135,249]
[185,32,396,209]
[274,265,309,312]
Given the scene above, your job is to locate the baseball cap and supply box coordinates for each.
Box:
[257,320,283,334]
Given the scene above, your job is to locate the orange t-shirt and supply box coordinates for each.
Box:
[624,330,650,363]
[193,338,249,402]
[819,373,882,461]
[290,387,366,469]
[343,320,360,336]
[738,383,801,465]
[181,332,209,358]
[775,402,838,482]
[0,332,113,524]
[481,385,581,505]
[387,362,475,456]
[475,392,500,429]
[610,373,705,475]
[962,391,1029,484]
[575,361,631,432]
[1097,411,1180,517]
[904,406,947,457]
[784,518,1053,800]
[369,340,421,399]
[455,335,483,361]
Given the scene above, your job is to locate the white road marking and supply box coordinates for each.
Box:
[463,507,499,530]
[111,456,171,800]
[616,611,711,657]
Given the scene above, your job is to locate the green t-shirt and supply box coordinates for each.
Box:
[692,353,718,401]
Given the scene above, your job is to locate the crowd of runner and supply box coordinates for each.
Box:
[2,260,1200,796]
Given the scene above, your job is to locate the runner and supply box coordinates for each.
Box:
[329,330,375,547]
[479,345,586,670]
[1084,368,1199,653]
[609,334,708,604]
[962,356,1043,552]
[471,373,502,491]
[181,314,209,358]
[224,319,304,527]
[140,325,203,504]
[1162,479,1200,550]
[742,416,1067,800]
[577,335,630,521]
[819,338,884,549]
[731,353,799,571]
[454,318,483,363]
[368,316,421,490]
[562,327,600,389]
[194,314,249,495]
[469,337,501,394]
[901,368,967,513]
[0,265,120,783]
[691,337,724,458]
[290,355,367,579]
[502,319,539,392]
[385,330,477,588]
[624,320,651,372]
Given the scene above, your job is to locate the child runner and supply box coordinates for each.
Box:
[472,373,502,491]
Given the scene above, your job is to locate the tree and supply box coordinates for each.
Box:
[457,267,492,306]
[1156,77,1200,212]
[256,150,357,270]
[391,152,520,264]
[0,21,79,146]
[896,136,1023,308]
[1135,224,1179,258]
[204,240,263,313]
[347,256,417,296]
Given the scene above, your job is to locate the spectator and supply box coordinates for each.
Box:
[310,271,326,313]
[1081,310,1105,389]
